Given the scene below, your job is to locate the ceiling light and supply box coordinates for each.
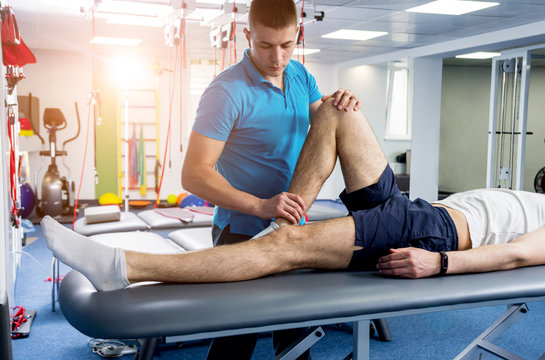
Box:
[106,14,164,27]
[455,51,500,59]
[293,48,321,56]
[322,29,387,41]
[97,0,171,17]
[90,36,142,46]
[186,8,225,24]
[196,0,227,4]
[406,1,499,15]
[44,0,81,10]
[196,0,240,3]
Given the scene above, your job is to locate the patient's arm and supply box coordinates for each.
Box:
[376,226,545,278]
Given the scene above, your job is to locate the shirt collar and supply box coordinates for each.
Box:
[242,49,295,86]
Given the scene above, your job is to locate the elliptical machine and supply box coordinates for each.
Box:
[36,107,78,217]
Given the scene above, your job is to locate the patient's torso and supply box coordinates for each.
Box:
[434,189,545,248]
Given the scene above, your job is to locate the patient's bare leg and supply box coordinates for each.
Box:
[43,213,359,290]
[280,99,387,224]
[127,216,360,284]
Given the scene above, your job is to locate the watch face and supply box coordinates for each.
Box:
[440,252,448,274]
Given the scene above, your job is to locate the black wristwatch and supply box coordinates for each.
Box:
[439,251,448,275]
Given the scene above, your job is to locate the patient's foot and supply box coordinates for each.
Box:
[41,216,129,291]
[251,221,280,239]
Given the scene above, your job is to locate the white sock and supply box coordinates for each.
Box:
[251,221,280,239]
[41,216,129,292]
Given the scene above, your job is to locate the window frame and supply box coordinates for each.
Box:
[385,60,412,141]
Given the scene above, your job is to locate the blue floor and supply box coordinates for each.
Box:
[9,225,545,359]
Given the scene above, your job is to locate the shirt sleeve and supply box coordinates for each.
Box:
[306,70,322,104]
[291,60,322,104]
[192,84,238,142]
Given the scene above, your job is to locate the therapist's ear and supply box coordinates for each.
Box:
[243,27,251,47]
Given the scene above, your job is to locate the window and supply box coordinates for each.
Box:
[385,61,412,140]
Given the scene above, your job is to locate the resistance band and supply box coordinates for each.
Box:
[154,44,179,207]
[71,100,92,229]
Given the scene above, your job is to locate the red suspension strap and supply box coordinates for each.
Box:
[220,46,225,71]
[181,0,187,69]
[72,101,91,229]
[213,45,217,77]
[300,0,305,64]
[180,11,187,153]
[91,9,99,184]
[154,44,179,208]
[7,107,19,227]
[230,1,237,64]
[11,306,27,339]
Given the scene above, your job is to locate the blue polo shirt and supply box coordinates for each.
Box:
[193,49,322,236]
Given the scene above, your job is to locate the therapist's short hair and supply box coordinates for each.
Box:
[248,0,298,30]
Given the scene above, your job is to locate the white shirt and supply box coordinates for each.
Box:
[434,189,545,248]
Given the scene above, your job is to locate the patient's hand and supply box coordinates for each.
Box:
[376,248,441,278]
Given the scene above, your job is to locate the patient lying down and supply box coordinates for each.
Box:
[42,100,545,291]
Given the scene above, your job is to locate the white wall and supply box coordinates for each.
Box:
[439,66,490,192]
[439,65,545,193]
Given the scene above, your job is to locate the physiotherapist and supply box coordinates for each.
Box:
[181,0,360,358]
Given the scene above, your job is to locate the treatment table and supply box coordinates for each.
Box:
[72,200,347,236]
[59,266,545,360]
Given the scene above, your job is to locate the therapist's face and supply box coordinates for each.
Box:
[244,22,298,83]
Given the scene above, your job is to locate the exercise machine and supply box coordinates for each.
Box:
[485,44,542,190]
[36,107,79,217]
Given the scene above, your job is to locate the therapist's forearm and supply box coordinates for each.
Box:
[182,164,262,217]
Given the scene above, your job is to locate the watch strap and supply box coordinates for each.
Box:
[439,251,448,275]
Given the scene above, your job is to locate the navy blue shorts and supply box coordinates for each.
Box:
[339,165,458,270]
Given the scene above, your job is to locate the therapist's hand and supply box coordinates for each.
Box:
[258,192,306,225]
[321,88,361,112]
[376,248,441,279]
